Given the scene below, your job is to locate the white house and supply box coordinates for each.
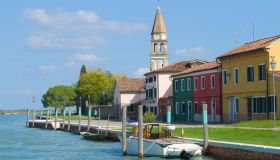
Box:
[113,78,145,120]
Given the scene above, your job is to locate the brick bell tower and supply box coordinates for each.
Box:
[150,6,168,71]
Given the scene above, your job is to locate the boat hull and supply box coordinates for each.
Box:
[123,136,202,157]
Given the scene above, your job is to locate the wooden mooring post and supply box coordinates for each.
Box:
[122,105,127,156]
[202,103,209,153]
[54,108,58,130]
[40,110,43,120]
[26,108,30,127]
[32,108,35,127]
[166,105,171,124]
[68,109,72,131]
[78,106,81,132]
[98,107,100,134]
[62,109,65,129]
[45,109,49,129]
[138,105,143,158]
[87,106,92,132]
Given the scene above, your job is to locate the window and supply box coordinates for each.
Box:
[223,70,227,85]
[146,78,148,83]
[247,66,254,82]
[201,76,205,89]
[181,103,186,114]
[252,97,266,113]
[187,78,192,90]
[194,78,198,90]
[153,76,157,82]
[211,75,215,89]
[160,43,165,52]
[127,105,134,112]
[258,64,266,81]
[154,43,158,52]
[181,79,185,91]
[194,103,199,114]
[148,89,153,98]
[175,80,179,92]
[235,98,239,113]
[149,77,153,83]
[175,102,179,114]
[258,97,266,113]
[150,107,154,113]
[268,96,277,112]
[146,90,148,99]
[234,68,239,84]
[154,107,157,115]
[153,88,157,98]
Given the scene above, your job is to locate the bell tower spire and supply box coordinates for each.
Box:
[150,6,168,71]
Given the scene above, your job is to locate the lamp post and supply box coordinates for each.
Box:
[271,57,277,128]
[103,91,105,105]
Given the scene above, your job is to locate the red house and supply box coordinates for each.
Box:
[192,62,222,122]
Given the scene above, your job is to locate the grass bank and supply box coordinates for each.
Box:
[228,120,280,128]
[172,128,280,147]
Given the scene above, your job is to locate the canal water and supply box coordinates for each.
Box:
[0,114,215,160]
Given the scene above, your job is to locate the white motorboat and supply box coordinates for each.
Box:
[119,123,202,158]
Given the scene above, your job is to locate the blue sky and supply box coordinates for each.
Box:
[1,0,280,109]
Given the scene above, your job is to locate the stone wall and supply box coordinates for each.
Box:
[207,146,280,160]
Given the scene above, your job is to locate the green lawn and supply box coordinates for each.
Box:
[228,120,280,128]
[172,128,280,147]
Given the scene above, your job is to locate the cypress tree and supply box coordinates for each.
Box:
[80,65,87,76]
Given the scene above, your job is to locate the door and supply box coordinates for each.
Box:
[229,98,235,123]
[211,98,216,122]
[187,102,193,121]
[247,98,253,120]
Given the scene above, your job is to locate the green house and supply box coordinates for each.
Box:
[172,75,193,122]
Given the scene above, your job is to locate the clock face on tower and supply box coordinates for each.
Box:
[153,34,160,40]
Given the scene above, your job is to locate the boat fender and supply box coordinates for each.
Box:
[180,149,191,159]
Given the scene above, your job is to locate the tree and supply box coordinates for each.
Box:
[77,70,110,104]
[80,65,87,77]
[77,69,127,105]
[143,112,156,123]
[41,85,77,109]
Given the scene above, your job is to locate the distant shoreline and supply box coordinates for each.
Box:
[0,110,27,115]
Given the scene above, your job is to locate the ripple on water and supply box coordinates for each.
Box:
[0,115,216,160]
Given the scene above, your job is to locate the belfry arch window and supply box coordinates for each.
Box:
[160,43,165,52]
[154,43,158,52]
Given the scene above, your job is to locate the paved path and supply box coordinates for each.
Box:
[59,119,280,131]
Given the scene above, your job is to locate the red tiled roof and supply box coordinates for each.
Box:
[115,78,144,93]
[217,35,280,59]
[171,61,220,77]
[144,59,207,76]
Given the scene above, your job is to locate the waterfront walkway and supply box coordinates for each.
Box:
[62,120,280,131]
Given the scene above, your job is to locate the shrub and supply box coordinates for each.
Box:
[143,112,156,123]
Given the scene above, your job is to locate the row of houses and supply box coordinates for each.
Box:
[112,7,280,123]
[113,35,280,124]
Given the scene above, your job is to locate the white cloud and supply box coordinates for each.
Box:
[133,67,150,77]
[27,33,105,49]
[71,54,102,62]
[17,88,33,96]
[37,65,58,73]
[65,54,102,68]
[175,47,206,56]
[23,9,147,50]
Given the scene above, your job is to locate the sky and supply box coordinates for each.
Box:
[1,0,280,109]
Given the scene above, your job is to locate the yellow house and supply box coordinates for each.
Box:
[217,35,280,123]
